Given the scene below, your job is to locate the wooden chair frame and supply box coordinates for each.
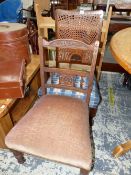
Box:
[96,6,112,81]
[39,37,99,106]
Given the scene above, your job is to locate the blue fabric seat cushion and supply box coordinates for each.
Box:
[38,73,101,108]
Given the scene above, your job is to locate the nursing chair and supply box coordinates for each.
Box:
[5,30,99,175]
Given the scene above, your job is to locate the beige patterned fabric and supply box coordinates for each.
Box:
[5,95,92,170]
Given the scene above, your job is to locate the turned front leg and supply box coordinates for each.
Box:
[80,169,89,175]
[11,149,25,164]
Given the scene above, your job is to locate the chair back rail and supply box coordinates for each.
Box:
[39,37,99,105]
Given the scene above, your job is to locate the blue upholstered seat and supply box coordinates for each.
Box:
[38,73,101,108]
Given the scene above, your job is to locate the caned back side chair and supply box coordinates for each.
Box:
[26,19,39,54]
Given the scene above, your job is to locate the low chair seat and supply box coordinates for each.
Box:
[5,95,92,170]
[38,74,101,108]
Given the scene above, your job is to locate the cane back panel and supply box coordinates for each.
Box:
[55,9,103,65]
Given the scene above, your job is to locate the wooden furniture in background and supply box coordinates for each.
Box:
[96,6,112,81]
[110,27,131,157]
[51,0,82,11]
[35,3,55,39]
[34,0,50,11]
[27,19,39,54]
[68,0,78,9]
[93,1,131,33]
[0,54,40,148]
[110,27,131,74]
[109,3,131,33]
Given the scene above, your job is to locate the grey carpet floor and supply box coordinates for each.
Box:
[0,71,131,175]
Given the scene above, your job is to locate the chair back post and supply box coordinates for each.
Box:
[26,19,39,54]
[35,2,55,39]
[34,0,50,11]
[86,41,99,105]
[96,6,112,81]
[38,36,46,95]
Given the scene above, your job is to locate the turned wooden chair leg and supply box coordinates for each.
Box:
[89,108,97,126]
[80,169,89,175]
[89,108,97,118]
[89,117,94,126]
[11,149,25,164]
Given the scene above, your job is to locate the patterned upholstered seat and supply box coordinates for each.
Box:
[5,95,92,171]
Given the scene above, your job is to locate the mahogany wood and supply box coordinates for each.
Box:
[80,169,89,175]
[11,150,25,164]
[96,6,112,81]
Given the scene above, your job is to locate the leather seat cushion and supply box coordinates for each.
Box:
[5,95,92,170]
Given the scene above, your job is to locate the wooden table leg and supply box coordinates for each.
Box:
[112,140,131,158]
